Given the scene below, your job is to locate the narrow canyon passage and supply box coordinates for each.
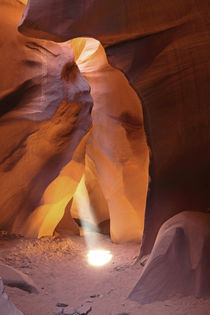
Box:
[21,36,149,245]
[6,35,149,246]
[0,1,210,314]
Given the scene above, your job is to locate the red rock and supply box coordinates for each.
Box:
[18,0,210,253]
[71,38,149,242]
[0,0,92,237]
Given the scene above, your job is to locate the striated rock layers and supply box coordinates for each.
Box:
[0,0,92,237]
[19,0,210,254]
[1,0,149,243]
[129,211,210,303]
[71,38,149,242]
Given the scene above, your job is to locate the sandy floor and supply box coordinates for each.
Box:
[0,232,210,315]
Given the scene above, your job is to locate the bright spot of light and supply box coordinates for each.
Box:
[87,250,112,266]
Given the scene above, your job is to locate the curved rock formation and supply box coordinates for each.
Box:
[71,38,149,242]
[0,263,39,294]
[0,278,23,315]
[0,0,92,237]
[18,0,210,254]
[129,211,210,303]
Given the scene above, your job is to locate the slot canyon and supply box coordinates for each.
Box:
[0,0,209,314]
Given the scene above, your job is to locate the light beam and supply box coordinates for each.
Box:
[87,249,112,266]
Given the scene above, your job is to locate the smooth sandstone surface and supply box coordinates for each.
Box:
[0,264,39,294]
[18,0,210,254]
[71,38,149,242]
[0,0,209,308]
[0,0,148,243]
[0,0,92,237]
[129,211,210,303]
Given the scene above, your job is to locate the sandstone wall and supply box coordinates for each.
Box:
[18,0,210,254]
[71,38,149,242]
[0,0,92,237]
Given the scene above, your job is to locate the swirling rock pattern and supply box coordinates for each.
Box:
[0,0,92,236]
[19,0,210,256]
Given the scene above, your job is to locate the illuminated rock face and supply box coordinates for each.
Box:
[0,0,92,236]
[19,0,210,254]
[0,0,148,242]
[71,38,149,242]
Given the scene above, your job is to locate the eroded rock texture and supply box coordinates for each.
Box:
[71,38,149,242]
[0,0,92,237]
[19,0,210,254]
[129,211,210,303]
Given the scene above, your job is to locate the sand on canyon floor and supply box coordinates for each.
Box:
[0,232,210,315]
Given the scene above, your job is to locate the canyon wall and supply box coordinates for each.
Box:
[18,0,210,255]
[0,0,148,243]
[0,0,92,237]
[71,38,149,242]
